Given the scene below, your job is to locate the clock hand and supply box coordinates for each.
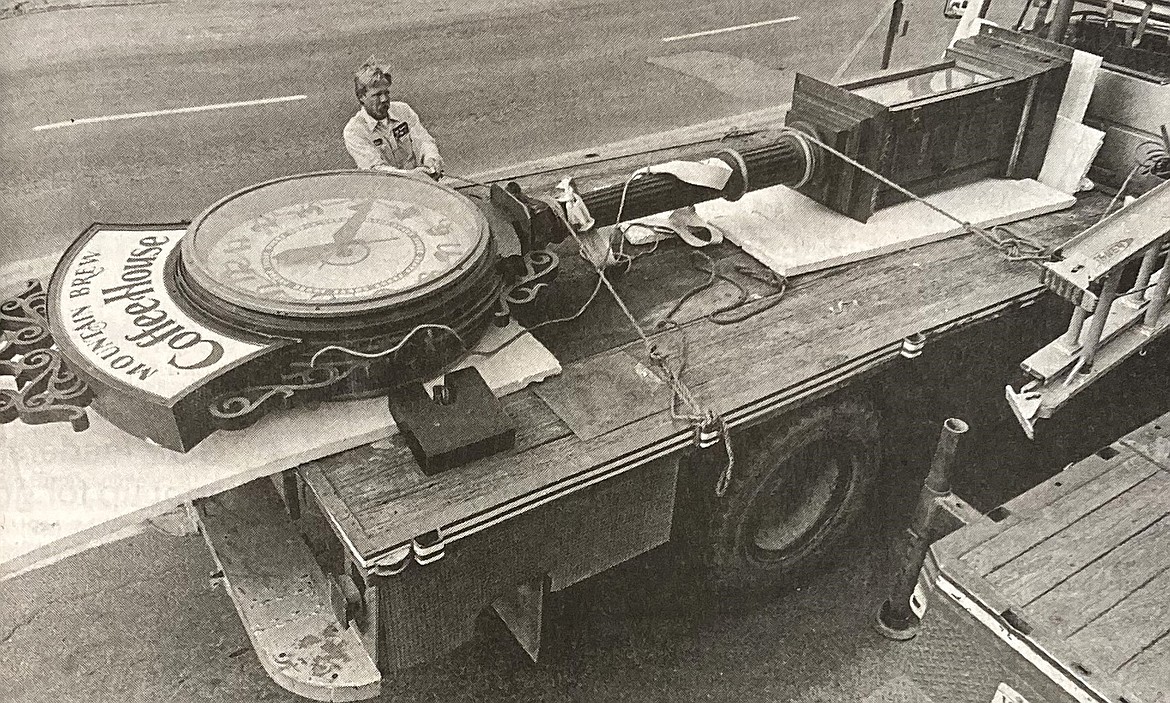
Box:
[333,199,376,247]
[272,243,340,267]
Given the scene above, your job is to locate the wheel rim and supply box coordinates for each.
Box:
[746,440,855,563]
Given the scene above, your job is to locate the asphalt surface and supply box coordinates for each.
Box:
[9,2,1154,703]
[0,0,956,274]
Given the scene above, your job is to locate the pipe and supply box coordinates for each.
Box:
[574,130,815,228]
[924,418,968,494]
[1077,271,1123,373]
[1047,0,1078,42]
[875,418,969,640]
[1124,246,1160,310]
[1143,245,1170,331]
[882,0,905,69]
[1059,307,1088,350]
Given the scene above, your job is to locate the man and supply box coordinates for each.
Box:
[343,61,445,180]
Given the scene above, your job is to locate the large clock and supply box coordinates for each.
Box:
[173,170,503,342]
[42,171,513,452]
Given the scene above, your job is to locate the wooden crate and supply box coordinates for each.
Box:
[919,410,1170,703]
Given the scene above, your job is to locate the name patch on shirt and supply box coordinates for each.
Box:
[392,122,410,139]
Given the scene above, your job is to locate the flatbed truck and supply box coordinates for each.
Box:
[192,111,1167,700]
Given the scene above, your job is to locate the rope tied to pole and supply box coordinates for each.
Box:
[544,188,737,497]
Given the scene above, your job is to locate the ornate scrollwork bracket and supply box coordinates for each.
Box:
[208,358,371,431]
[0,280,94,431]
[503,249,560,307]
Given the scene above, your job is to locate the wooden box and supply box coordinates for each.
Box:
[789,25,1072,222]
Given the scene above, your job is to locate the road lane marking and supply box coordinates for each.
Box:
[31,94,307,132]
[661,16,800,43]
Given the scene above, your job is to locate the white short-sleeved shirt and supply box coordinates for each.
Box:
[343,103,442,172]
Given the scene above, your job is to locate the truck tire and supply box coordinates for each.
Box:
[704,396,880,599]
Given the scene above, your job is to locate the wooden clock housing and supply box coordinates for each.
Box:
[789,25,1073,222]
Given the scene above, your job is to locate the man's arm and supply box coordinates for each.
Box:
[400,105,444,174]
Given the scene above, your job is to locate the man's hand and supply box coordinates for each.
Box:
[423,154,445,179]
[374,164,439,182]
[412,166,440,182]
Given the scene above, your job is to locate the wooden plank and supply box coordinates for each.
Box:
[1119,410,1170,471]
[0,396,393,582]
[1026,514,1170,639]
[317,197,1110,562]
[0,321,558,580]
[987,470,1170,606]
[934,447,1130,564]
[1115,630,1170,703]
[1064,565,1170,674]
[1056,50,1103,124]
[694,178,1075,277]
[959,449,1157,575]
[196,479,381,702]
[299,390,570,557]
[533,349,671,440]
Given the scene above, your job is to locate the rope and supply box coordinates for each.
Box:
[310,276,607,366]
[544,196,736,496]
[782,128,1057,263]
[1096,139,1170,224]
[310,324,467,367]
[713,415,735,497]
[444,172,495,189]
[657,250,789,326]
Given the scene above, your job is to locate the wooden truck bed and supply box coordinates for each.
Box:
[921,409,1170,703]
[299,127,1109,574]
[189,118,1120,690]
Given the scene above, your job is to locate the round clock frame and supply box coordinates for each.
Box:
[172,170,508,403]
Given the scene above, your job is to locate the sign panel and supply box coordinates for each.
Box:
[54,228,270,401]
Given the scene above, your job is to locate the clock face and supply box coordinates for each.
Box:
[179,171,489,317]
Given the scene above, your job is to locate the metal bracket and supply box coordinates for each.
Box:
[1005,382,1043,439]
[0,280,94,431]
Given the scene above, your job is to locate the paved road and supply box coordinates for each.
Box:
[1,0,956,279]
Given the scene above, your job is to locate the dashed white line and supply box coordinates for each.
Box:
[661,16,801,43]
[31,94,308,132]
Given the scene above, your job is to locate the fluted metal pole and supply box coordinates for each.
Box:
[575,130,815,228]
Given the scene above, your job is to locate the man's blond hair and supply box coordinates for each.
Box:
[354,59,391,98]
